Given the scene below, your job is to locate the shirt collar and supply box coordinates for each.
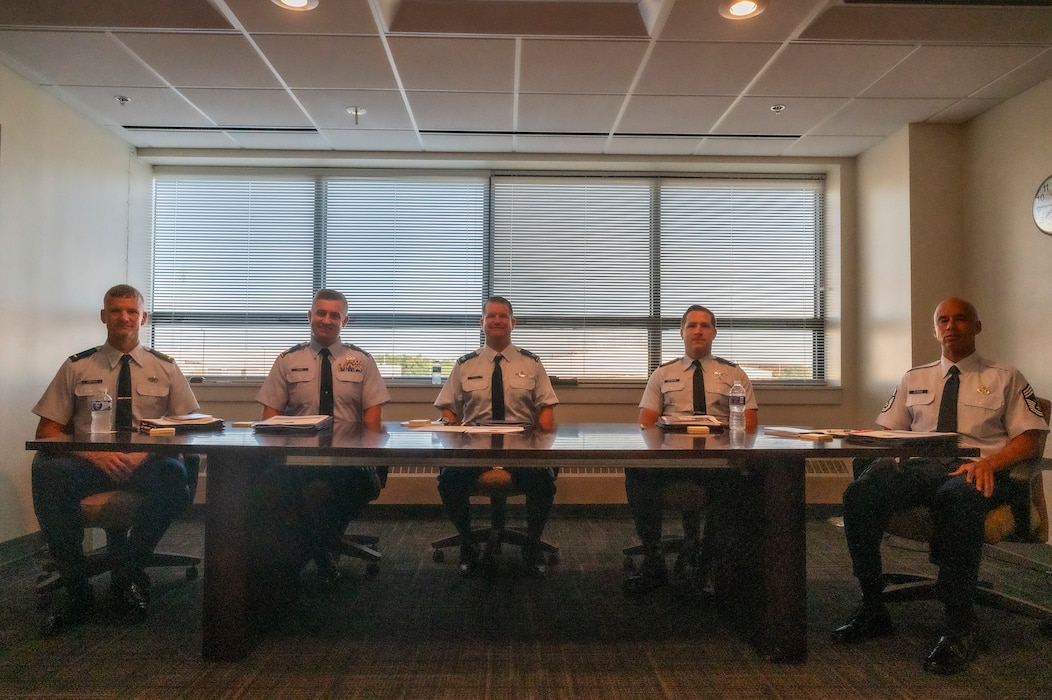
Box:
[941,352,980,375]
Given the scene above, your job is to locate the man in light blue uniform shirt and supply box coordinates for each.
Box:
[625,304,758,597]
[257,289,390,588]
[434,295,559,577]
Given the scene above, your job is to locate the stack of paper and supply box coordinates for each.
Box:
[139,413,224,433]
[252,415,333,433]
[657,414,724,432]
[843,430,958,446]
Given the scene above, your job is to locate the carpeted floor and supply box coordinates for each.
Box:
[1,509,1050,699]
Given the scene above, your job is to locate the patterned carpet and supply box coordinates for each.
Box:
[1,508,1050,699]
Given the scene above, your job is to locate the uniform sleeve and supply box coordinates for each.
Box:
[1004,371,1050,439]
[638,369,664,414]
[255,357,290,412]
[165,361,201,415]
[875,375,913,430]
[434,362,460,412]
[31,361,77,426]
[531,360,559,409]
[359,356,392,410]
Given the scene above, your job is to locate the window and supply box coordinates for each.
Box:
[151,171,825,382]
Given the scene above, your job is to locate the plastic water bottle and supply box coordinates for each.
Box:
[431,360,442,385]
[90,388,113,433]
[729,381,746,434]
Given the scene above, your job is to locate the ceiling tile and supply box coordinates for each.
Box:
[0,0,230,30]
[862,46,1046,100]
[0,31,163,86]
[254,35,397,90]
[812,98,958,137]
[515,135,609,154]
[293,89,412,129]
[517,93,625,133]
[389,37,515,91]
[783,135,885,158]
[930,98,1003,125]
[178,88,312,127]
[635,42,779,96]
[117,33,280,89]
[605,136,702,156]
[407,91,513,131]
[713,96,850,136]
[227,131,332,150]
[694,137,796,157]
[323,129,423,151]
[519,39,648,94]
[57,86,214,127]
[421,133,515,152]
[618,94,734,134]
[224,0,377,34]
[748,44,915,98]
[973,48,1052,100]
[660,0,828,42]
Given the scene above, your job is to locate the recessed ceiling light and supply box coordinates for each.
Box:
[271,0,319,11]
[719,0,766,20]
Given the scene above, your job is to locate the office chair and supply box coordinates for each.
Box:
[622,479,715,587]
[34,453,202,598]
[880,396,1052,622]
[430,467,560,567]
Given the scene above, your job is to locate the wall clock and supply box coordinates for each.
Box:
[1034,174,1052,235]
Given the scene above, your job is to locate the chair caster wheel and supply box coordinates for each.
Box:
[186,565,198,581]
[432,549,445,563]
[366,562,380,576]
[622,556,636,573]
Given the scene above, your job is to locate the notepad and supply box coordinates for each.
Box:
[252,414,333,433]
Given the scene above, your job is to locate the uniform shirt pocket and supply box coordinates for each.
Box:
[335,371,364,384]
[508,373,536,392]
[904,391,936,409]
[462,375,488,393]
[284,367,314,384]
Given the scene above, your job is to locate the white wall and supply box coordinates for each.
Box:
[963,77,1052,413]
[0,64,151,543]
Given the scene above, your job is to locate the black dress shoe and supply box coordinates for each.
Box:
[458,544,480,577]
[114,579,150,618]
[923,630,980,675]
[623,560,668,598]
[314,552,342,589]
[43,585,94,634]
[522,543,547,579]
[831,605,893,644]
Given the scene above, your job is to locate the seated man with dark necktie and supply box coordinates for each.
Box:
[31,284,200,631]
[624,304,758,597]
[256,289,390,590]
[433,295,559,578]
[831,297,1048,675]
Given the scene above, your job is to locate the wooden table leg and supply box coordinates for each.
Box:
[202,451,256,661]
[758,454,807,663]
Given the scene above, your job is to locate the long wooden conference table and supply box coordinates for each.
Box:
[28,423,971,663]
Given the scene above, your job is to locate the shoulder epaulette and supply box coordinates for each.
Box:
[342,342,371,357]
[457,351,479,364]
[713,356,738,367]
[517,347,540,361]
[279,342,309,358]
[147,347,175,363]
[906,360,941,373]
[659,357,679,368]
[69,347,99,363]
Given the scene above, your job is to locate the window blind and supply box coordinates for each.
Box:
[150,171,825,382]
